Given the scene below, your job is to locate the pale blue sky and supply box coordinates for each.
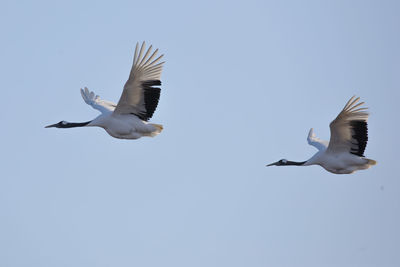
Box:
[1,0,399,266]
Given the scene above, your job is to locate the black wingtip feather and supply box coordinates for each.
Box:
[137,80,161,121]
[349,120,368,157]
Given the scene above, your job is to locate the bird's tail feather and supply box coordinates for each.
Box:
[143,123,163,137]
[366,158,377,166]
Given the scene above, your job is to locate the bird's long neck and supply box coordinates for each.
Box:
[283,160,307,166]
[61,121,92,128]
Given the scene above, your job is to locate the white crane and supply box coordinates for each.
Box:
[267,96,376,174]
[46,42,165,140]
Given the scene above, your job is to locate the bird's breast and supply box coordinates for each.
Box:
[91,114,133,134]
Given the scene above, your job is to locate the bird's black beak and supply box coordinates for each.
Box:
[45,123,57,128]
[266,161,279,167]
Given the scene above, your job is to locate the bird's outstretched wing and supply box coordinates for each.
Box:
[307,128,328,151]
[114,42,165,121]
[326,96,369,156]
[80,87,116,113]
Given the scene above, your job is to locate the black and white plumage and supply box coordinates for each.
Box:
[46,42,165,139]
[267,96,376,174]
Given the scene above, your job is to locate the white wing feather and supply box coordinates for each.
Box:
[326,96,369,154]
[307,128,328,151]
[80,87,116,113]
[114,42,164,116]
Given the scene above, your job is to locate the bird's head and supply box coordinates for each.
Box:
[45,121,69,128]
[266,159,288,166]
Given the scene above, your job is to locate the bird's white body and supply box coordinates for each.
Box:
[304,147,374,174]
[46,42,165,140]
[89,112,162,139]
[268,96,376,174]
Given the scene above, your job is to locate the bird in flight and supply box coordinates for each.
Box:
[46,42,165,140]
[267,96,376,174]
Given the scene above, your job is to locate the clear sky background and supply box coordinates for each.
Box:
[1,0,399,266]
